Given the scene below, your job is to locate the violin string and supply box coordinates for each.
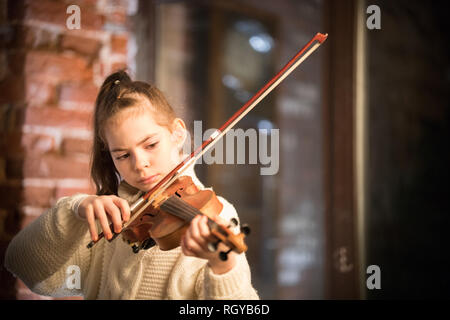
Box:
[160,197,201,221]
[165,198,199,220]
[161,196,237,246]
[161,197,218,230]
[161,203,194,221]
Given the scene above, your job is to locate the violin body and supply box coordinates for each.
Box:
[121,176,223,251]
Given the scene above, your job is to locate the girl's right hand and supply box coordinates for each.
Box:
[78,195,131,241]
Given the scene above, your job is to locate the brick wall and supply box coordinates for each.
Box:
[0,0,137,299]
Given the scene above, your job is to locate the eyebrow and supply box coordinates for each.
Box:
[110,134,158,153]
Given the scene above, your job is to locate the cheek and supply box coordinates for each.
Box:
[111,158,128,177]
[160,142,181,167]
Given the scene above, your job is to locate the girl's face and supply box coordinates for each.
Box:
[104,106,186,192]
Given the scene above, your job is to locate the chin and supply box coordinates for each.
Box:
[139,182,157,192]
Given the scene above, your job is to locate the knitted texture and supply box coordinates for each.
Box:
[135,246,181,299]
[4,166,259,300]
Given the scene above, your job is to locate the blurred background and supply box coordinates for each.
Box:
[0,0,449,299]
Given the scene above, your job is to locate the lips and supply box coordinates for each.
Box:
[139,174,160,185]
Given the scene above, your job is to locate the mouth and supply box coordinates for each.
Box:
[138,174,160,185]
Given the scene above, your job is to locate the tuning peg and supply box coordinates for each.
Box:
[229,218,239,228]
[142,238,156,250]
[208,240,221,252]
[131,244,140,254]
[219,248,232,261]
[240,224,251,235]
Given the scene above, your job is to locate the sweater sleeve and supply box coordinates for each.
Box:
[196,196,259,300]
[201,253,259,299]
[4,194,95,297]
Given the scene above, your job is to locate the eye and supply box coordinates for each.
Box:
[116,153,129,160]
[146,142,159,149]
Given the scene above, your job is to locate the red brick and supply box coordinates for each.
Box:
[61,138,92,155]
[55,185,95,199]
[111,62,128,73]
[105,10,127,26]
[26,75,57,107]
[60,34,101,57]
[21,133,56,154]
[15,26,60,50]
[24,0,104,30]
[24,106,92,129]
[6,25,30,50]
[22,186,55,207]
[59,82,99,105]
[20,213,40,230]
[23,153,90,179]
[24,0,70,27]
[1,132,55,158]
[111,34,128,55]
[25,51,92,83]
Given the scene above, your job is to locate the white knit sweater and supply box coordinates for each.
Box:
[4,166,259,300]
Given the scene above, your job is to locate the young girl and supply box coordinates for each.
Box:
[5,70,259,300]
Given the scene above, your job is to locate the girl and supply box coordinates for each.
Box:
[5,70,259,300]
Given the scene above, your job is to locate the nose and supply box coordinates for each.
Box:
[133,152,150,171]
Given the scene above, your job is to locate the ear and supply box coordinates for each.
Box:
[171,118,187,146]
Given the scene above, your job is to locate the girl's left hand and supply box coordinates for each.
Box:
[181,215,236,275]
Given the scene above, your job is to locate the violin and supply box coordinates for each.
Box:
[86,33,328,260]
[120,176,250,261]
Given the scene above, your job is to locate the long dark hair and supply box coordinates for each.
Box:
[91,70,176,195]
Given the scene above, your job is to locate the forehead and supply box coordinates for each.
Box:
[104,107,168,147]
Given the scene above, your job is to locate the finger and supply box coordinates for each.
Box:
[93,200,113,240]
[85,204,98,241]
[181,235,194,256]
[189,215,202,241]
[195,216,215,251]
[104,200,123,233]
[184,224,203,254]
[199,215,214,241]
[192,216,212,251]
[215,215,230,228]
[113,196,130,222]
